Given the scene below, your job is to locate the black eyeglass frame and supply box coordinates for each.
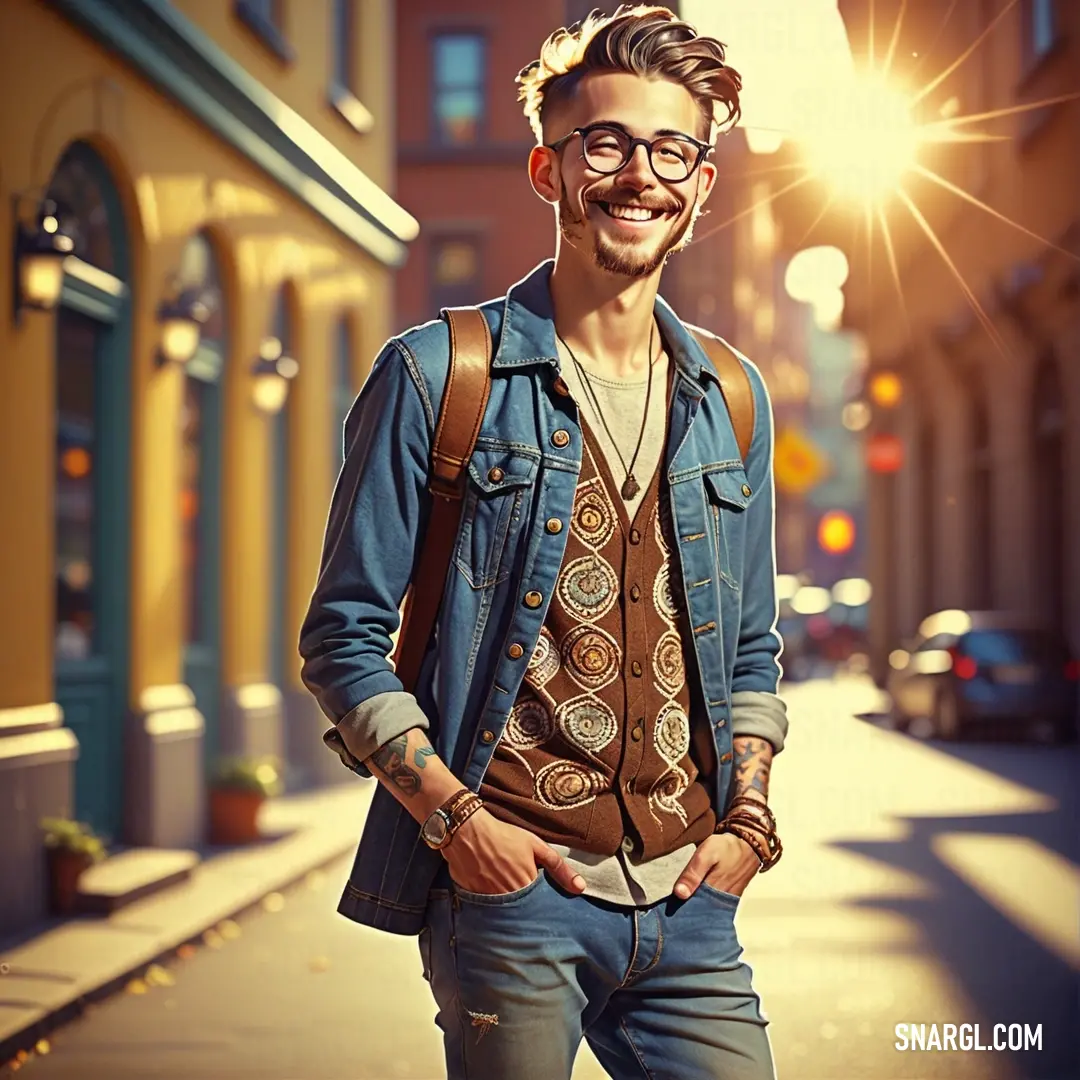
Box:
[545,123,713,183]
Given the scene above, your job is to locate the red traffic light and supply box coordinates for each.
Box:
[866,433,904,473]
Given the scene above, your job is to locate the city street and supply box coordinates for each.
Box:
[6,676,1076,1080]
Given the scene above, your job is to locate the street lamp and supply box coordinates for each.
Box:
[250,336,299,414]
[156,286,214,367]
[13,197,76,319]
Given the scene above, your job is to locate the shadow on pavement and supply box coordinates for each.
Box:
[831,809,1079,1080]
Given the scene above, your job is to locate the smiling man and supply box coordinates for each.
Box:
[299,6,787,1079]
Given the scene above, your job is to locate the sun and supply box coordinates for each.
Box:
[794,72,923,206]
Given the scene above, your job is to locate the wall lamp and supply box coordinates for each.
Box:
[251,335,299,415]
[13,197,76,320]
[156,286,214,367]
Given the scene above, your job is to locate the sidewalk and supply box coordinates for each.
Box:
[0,779,375,1060]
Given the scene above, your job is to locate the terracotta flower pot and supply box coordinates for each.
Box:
[47,848,95,915]
[209,787,265,845]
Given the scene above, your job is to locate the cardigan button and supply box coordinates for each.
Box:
[630,725,643,742]
[551,429,571,448]
[629,528,641,545]
[631,661,642,677]
[629,584,641,602]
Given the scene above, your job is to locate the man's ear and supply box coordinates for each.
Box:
[528,144,561,205]
[694,158,718,209]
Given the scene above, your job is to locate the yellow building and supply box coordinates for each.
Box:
[0,0,415,932]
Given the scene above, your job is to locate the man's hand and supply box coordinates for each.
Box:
[443,807,586,897]
[673,831,760,900]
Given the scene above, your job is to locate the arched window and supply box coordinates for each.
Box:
[1032,356,1065,631]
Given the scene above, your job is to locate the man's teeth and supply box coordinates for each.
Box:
[604,203,662,221]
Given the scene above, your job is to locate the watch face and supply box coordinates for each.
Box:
[422,812,449,847]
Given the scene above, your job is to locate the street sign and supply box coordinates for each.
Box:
[866,432,904,473]
[772,427,828,495]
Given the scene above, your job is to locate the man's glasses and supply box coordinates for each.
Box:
[546,123,711,184]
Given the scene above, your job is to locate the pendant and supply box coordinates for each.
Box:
[621,475,640,500]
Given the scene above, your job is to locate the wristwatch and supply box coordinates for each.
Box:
[420,788,483,850]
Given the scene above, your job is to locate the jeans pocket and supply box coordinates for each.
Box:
[452,870,546,907]
[697,880,742,908]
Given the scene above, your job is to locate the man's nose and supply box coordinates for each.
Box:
[617,142,655,187]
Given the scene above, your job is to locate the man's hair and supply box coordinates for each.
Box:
[517,4,741,145]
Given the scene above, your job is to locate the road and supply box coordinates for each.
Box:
[6,676,1078,1080]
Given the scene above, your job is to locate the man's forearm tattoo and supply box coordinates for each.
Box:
[371,734,423,796]
[413,746,436,769]
[732,736,773,799]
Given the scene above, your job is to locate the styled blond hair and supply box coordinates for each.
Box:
[517,4,741,144]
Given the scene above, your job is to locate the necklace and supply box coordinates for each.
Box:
[557,321,656,501]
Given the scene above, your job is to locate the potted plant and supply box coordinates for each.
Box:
[41,817,107,915]
[208,755,283,845]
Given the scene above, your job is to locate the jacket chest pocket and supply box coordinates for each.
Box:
[454,449,538,589]
[703,467,751,592]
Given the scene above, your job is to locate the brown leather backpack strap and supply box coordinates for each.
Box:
[391,307,493,692]
[686,324,756,465]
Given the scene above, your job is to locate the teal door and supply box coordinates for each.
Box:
[51,143,132,840]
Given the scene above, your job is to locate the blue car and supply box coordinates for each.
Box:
[886,610,1079,742]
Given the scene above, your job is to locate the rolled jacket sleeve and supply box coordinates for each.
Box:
[731,360,787,751]
[298,341,434,773]
[730,690,788,753]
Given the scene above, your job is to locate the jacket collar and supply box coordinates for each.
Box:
[492,259,720,389]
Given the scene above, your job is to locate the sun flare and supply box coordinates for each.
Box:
[795,73,922,205]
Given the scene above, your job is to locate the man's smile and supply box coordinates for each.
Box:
[592,199,678,228]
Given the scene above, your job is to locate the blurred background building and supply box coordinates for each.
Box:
[758,0,1078,684]
[0,0,413,932]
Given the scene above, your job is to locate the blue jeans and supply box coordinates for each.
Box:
[419,871,775,1080]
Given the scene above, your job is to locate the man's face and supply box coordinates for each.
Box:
[544,71,716,279]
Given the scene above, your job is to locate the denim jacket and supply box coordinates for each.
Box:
[299,261,785,935]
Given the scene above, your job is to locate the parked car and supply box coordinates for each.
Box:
[886,610,1079,742]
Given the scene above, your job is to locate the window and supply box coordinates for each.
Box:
[235,0,292,61]
[565,2,604,24]
[55,309,99,662]
[432,33,486,145]
[331,0,356,92]
[1025,0,1057,62]
[430,237,483,312]
[241,0,281,27]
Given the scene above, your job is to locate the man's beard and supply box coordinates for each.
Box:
[558,190,702,278]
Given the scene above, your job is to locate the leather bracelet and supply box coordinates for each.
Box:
[725,796,776,830]
[719,819,783,871]
[724,810,774,834]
